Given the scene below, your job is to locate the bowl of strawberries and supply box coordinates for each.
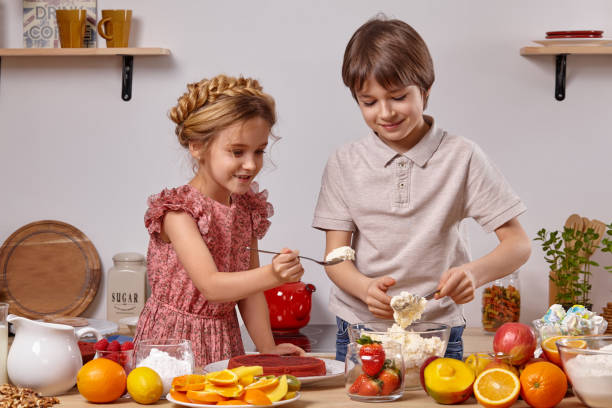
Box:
[93,338,135,374]
[345,334,405,402]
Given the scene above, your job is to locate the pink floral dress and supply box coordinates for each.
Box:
[134,182,273,367]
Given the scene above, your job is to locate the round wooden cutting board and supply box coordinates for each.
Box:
[0,220,101,319]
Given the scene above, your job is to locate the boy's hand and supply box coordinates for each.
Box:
[364,276,396,319]
[272,248,304,283]
[436,266,476,304]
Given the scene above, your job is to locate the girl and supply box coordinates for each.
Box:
[135,74,305,367]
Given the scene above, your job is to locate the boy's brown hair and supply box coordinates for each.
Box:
[342,16,435,108]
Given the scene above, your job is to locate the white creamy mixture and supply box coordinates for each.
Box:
[390,291,427,329]
[563,344,612,408]
[136,348,194,395]
[367,324,445,389]
[325,246,355,262]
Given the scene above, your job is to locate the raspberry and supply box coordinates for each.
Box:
[94,338,109,351]
[105,352,120,363]
[120,341,134,351]
[107,340,121,351]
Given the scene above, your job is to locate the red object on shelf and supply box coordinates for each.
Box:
[264,281,316,333]
[546,30,603,36]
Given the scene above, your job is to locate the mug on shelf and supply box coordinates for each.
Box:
[56,9,87,48]
[97,9,132,47]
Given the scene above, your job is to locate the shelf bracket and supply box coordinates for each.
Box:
[121,55,134,101]
[555,54,567,101]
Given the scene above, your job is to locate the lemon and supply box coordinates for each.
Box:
[127,367,164,404]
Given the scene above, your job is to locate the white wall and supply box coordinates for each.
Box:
[1,0,611,328]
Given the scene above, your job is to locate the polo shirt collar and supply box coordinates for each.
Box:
[368,115,444,168]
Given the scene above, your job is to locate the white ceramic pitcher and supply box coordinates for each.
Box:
[7,314,102,396]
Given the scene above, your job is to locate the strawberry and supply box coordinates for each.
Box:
[358,377,382,396]
[349,373,368,394]
[94,338,109,351]
[107,340,121,352]
[378,368,400,395]
[357,335,385,376]
[120,341,134,351]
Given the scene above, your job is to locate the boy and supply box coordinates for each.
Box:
[312,17,531,361]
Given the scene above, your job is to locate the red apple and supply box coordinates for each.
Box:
[419,356,439,392]
[493,322,537,365]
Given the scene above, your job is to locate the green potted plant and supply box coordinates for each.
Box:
[535,222,612,310]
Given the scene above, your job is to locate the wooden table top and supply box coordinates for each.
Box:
[54,327,586,407]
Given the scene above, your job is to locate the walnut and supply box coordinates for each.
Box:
[0,384,60,408]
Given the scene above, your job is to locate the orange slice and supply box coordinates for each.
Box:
[207,369,239,386]
[217,401,245,406]
[242,389,272,406]
[205,383,245,398]
[541,336,586,366]
[245,377,279,392]
[186,390,228,404]
[474,368,520,408]
[169,388,191,403]
[172,374,207,392]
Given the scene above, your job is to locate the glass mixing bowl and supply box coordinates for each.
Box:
[557,335,612,408]
[349,321,450,390]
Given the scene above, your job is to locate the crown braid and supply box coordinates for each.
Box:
[169,75,275,147]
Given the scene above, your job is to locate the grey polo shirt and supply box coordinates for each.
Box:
[312,116,526,327]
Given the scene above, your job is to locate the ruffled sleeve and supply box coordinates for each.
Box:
[144,185,211,236]
[241,182,274,239]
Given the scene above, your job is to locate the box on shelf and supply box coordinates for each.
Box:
[23,0,97,48]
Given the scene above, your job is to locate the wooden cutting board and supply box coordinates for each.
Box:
[0,220,101,319]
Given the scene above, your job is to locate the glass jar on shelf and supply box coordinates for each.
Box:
[481,270,521,332]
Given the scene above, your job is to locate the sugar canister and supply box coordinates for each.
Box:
[106,252,146,323]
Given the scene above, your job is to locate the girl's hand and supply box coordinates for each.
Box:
[272,248,304,283]
[262,342,305,356]
[436,266,476,304]
[364,276,396,319]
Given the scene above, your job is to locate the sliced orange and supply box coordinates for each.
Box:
[245,376,279,392]
[172,374,208,391]
[207,369,240,386]
[474,368,520,408]
[217,401,245,406]
[242,389,272,406]
[205,383,245,398]
[541,336,587,366]
[169,388,191,403]
[186,390,228,404]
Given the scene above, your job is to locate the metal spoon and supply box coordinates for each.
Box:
[245,247,345,266]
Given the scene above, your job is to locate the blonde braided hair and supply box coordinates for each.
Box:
[169,74,276,150]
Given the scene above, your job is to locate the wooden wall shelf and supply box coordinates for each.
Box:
[0,47,171,101]
[520,45,612,101]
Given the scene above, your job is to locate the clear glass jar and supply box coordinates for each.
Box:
[345,338,404,402]
[482,270,521,332]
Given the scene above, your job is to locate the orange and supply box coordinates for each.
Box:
[217,401,245,406]
[242,389,272,406]
[76,357,126,403]
[205,383,245,398]
[520,361,568,408]
[208,369,240,386]
[172,374,207,391]
[541,336,586,366]
[473,368,520,408]
[186,390,228,403]
[245,376,279,392]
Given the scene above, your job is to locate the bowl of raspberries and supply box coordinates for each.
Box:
[93,338,135,373]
